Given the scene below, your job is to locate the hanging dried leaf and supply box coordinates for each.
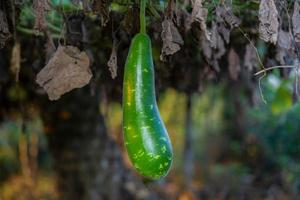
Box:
[122,6,140,35]
[36,45,92,101]
[211,22,226,59]
[216,5,241,28]
[189,0,211,41]
[258,0,279,44]
[276,30,296,65]
[92,0,111,27]
[201,23,225,72]
[107,42,118,79]
[0,10,11,48]
[160,19,184,61]
[292,0,300,42]
[244,43,258,72]
[44,30,56,62]
[215,5,240,44]
[228,48,240,81]
[33,0,50,32]
[277,29,293,50]
[10,41,21,82]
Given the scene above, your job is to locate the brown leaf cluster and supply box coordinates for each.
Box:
[189,0,211,41]
[0,10,11,49]
[244,43,258,72]
[258,0,279,44]
[228,48,240,81]
[92,0,111,27]
[33,0,50,32]
[160,19,184,61]
[276,29,296,65]
[216,5,241,44]
[36,45,92,100]
[201,22,226,72]
[292,0,300,42]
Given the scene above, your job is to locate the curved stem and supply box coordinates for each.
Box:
[140,0,147,34]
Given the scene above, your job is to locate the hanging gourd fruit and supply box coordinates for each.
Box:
[122,0,173,179]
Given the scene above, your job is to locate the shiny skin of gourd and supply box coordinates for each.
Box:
[123,33,173,179]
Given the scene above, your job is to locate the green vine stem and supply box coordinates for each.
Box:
[140,0,147,34]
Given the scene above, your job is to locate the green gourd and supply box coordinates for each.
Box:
[122,0,173,179]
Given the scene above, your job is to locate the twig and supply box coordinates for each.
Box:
[254,65,296,76]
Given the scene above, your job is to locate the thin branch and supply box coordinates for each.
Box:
[254,65,296,76]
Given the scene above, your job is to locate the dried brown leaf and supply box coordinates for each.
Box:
[107,43,118,79]
[36,45,92,100]
[277,29,293,50]
[216,5,241,28]
[189,0,211,41]
[122,7,139,35]
[228,48,240,81]
[215,5,240,44]
[160,19,184,61]
[201,23,225,72]
[293,0,300,42]
[244,43,257,72]
[10,42,21,82]
[92,0,111,27]
[217,23,231,44]
[275,29,296,65]
[0,10,11,49]
[258,0,279,44]
[33,0,50,32]
[44,30,56,62]
[211,22,226,59]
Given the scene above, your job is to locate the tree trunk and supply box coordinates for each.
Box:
[41,89,155,200]
[183,94,193,188]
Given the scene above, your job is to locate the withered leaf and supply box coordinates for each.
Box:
[92,0,111,27]
[10,42,21,82]
[258,0,279,44]
[276,29,296,65]
[160,19,184,61]
[122,6,139,35]
[215,5,241,44]
[201,23,225,72]
[44,30,56,62]
[217,23,231,44]
[36,45,92,101]
[228,48,240,81]
[277,29,293,50]
[216,5,241,28]
[292,0,300,42]
[33,0,50,32]
[107,43,118,79]
[189,0,211,41]
[211,22,226,59]
[244,43,258,72]
[0,10,11,49]
[201,34,212,60]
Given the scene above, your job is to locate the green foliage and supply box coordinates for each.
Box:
[247,71,300,187]
[0,119,51,182]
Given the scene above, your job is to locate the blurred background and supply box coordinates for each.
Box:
[1,0,300,199]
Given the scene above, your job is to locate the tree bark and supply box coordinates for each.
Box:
[183,94,193,188]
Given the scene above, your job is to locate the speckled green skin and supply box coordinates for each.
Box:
[123,33,173,179]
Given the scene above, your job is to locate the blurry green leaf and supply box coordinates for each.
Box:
[271,82,293,115]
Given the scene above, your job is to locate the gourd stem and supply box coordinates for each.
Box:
[140,0,147,34]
